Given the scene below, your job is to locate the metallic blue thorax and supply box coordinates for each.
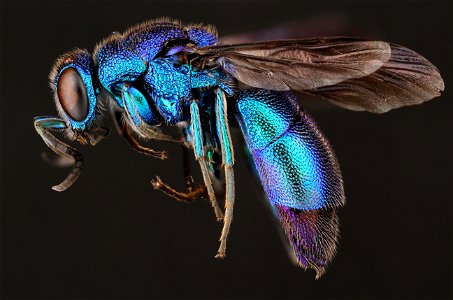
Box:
[94,21,231,125]
[145,58,192,123]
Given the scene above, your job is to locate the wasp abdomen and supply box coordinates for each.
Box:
[234,89,345,275]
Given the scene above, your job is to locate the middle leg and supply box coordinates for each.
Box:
[151,144,208,203]
[190,100,225,222]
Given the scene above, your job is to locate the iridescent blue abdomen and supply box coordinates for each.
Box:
[234,89,345,211]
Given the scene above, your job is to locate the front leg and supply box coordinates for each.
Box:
[112,110,168,160]
[34,116,83,191]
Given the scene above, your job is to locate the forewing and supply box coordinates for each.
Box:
[197,37,391,91]
[307,43,445,112]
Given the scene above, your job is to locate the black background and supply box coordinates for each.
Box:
[1,1,452,299]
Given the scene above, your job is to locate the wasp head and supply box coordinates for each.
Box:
[50,49,108,145]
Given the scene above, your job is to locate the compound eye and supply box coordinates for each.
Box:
[57,68,88,121]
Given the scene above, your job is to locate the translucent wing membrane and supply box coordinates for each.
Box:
[307,43,445,112]
[197,38,443,112]
[197,38,391,91]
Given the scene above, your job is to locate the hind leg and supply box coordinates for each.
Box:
[214,89,236,258]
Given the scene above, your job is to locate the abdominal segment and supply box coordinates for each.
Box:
[274,205,339,278]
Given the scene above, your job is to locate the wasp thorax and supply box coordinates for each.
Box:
[57,68,89,121]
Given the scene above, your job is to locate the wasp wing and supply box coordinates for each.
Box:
[303,43,445,112]
[197,37,391,91]
[197,39,443,112]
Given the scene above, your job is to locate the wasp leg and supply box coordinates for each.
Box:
[182,144,195,192]
[151,144,208,202]
[113,111,168,160]
[120,83,180,143]
[151,176,207,203]
[190,101,224,221]
[34,116,83,191]
[214,89,236,258]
